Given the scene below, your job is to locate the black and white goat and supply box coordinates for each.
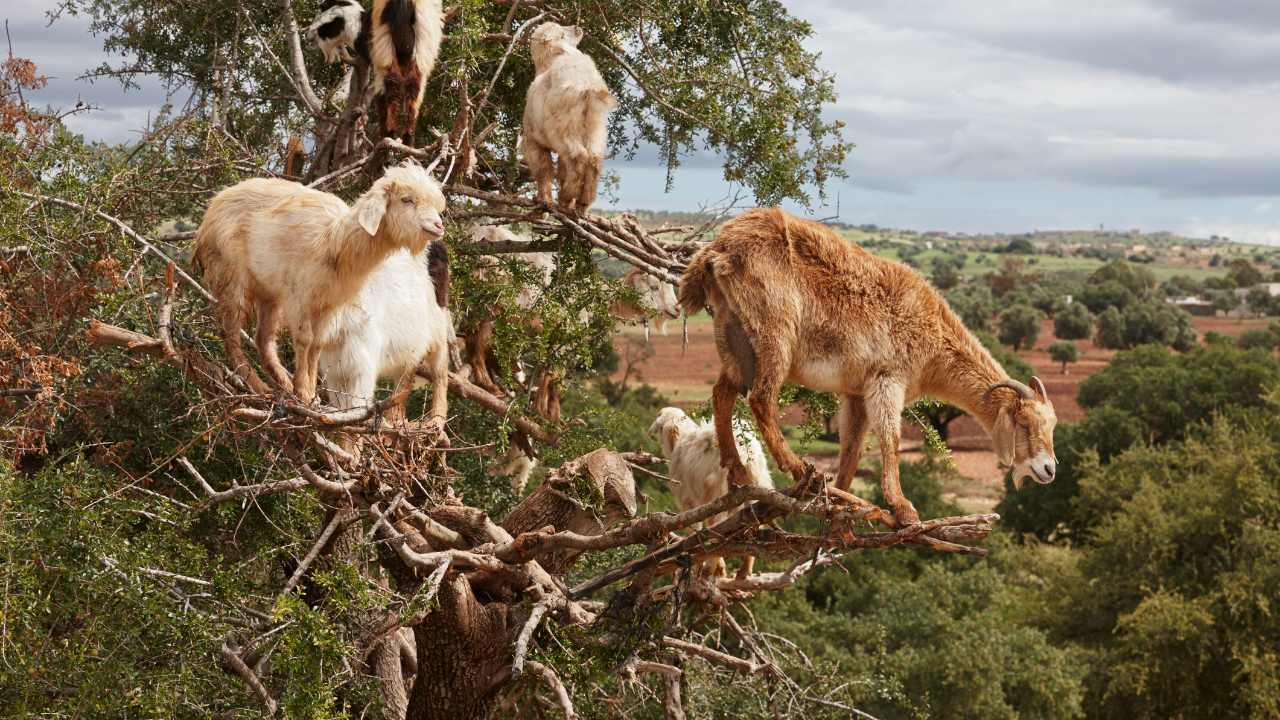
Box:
[308,0,370,66]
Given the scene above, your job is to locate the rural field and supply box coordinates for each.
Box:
[614,311,1275,512]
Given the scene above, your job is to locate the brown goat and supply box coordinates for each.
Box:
[679,208,1059,525]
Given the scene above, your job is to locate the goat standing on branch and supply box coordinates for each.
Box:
[522,22,616,213]
[371,0,444,145]
[194,161,447,405]
[679,208,1059,525]
[649,406,773,578]
[318,238,452,444]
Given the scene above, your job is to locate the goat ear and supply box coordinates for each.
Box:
[993,406,1016,469]
[355,187,388,235]
[569,25,584,45]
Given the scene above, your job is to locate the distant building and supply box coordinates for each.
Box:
[1170,296,1215,316]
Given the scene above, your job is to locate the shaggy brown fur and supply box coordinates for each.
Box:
[679,208,1058,525]
[371,0,443,145]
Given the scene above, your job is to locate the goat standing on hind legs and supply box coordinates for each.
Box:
[678,208,1060,526]
[370,0,443,145]
[522,22,616,213]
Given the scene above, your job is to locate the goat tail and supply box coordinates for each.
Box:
[678,245,717,315]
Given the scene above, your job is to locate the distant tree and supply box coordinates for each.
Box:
[1054,302,1093,340]
[944,284,997,332]
[1161,274,1201,298]
[1095,306,1127,349]
[1003,237,1035,254]
[1080,280,1136,313]
[985,257,1027,297]
[997,304,1044,350]
[1245,287,1273,317]
[1048,340,1079,374]
[1209,290,1239,317]
[930,262,961,290]
[1088,259,1157,297]
[1227,258,1264,288]
[1237,329,1279,352]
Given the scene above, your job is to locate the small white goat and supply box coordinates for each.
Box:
[318,241,451,438]
[648,406,773,578]
[522,22,616,212]
[612,269,680,340]
[194,161,446,405]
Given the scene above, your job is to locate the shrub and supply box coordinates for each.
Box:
[1054,302,1093,340]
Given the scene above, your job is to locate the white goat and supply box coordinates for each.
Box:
[648,406,773,578]
[318,241,451,438]
[194,161,446,405]
[522,22,616,212]
[612,269,680,340]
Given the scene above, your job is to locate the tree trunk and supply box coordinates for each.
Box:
[405,574,511,720]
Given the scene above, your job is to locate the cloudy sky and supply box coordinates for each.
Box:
[9,0,1280,242]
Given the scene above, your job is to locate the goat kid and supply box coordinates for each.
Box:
[522,22,616,212]
[195,161,446,406]
[649,406,773,578]
[371,0,443,144]
[679,208,1058,526]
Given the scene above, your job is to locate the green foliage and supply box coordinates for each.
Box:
[1092,300,1196,351]
[1048,340,1078,372]
[58,0,847,206]
[1053,302,1093,340]
[1046,419,1280,718]
[944,284,997,332]
[997,304,1044,351]
[1079,280,1136,313]
[1078,343,1280,445]
[1226,258,1264,288]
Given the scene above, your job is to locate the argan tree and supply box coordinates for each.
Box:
[0,3,1003,719]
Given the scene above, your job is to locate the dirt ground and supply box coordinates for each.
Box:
[613,312,1272,512]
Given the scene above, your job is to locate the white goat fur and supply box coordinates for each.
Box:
[522,22,616,212]
[649,407,772,575]
[194,162,446,405]
[318,247,451,429]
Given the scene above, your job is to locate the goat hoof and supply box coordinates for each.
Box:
[892,505,921,526]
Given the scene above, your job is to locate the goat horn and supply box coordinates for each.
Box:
[1030,376,1049,401]
[984,379,1034,402]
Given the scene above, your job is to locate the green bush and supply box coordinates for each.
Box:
[997,304,1044,351]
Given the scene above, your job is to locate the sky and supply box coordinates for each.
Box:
[7,0,1280,242]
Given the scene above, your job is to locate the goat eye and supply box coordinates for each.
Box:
[402,196,414,205]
